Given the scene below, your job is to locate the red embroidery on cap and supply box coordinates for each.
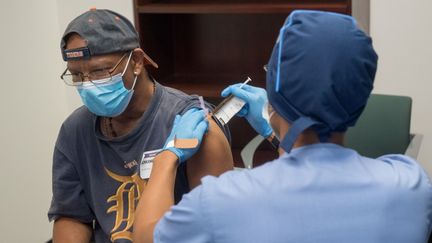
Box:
[66,51,84,58]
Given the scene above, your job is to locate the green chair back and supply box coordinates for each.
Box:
[345,94,412,158]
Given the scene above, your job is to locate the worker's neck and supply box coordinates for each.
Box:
[113,75,154,123]
[328,132,344,146]
[277,125,345,156]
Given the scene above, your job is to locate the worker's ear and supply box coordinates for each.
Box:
[269,110,283,139]
[130,48,158,76]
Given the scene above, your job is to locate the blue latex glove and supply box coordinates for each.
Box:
[221,84,273,138]
[163,109,209,163]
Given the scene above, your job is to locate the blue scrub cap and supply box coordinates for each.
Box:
[266,10,378,152]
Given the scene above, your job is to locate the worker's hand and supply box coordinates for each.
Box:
[163,109,209,163]
[221,84,273,138]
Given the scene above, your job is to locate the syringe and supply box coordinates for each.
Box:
[213,77,251,126]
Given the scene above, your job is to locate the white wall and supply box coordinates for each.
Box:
[0,1,66,242]
[0,1,134,242]
[370,0,432,171]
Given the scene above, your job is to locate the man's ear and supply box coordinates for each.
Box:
[130,48,158,76]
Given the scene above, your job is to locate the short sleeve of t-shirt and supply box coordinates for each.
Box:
[154,185,212,243]
[48,127,94,223]
[168,90,231,145]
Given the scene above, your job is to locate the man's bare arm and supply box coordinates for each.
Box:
[133,151,178,243]
[53,217,92,243]
[187,118,234,188]
[133,111,229,243]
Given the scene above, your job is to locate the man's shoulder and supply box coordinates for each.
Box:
[374,155,432,230]
[376,154,432,188]
[376,154,427,176]
[377,153,421,166]
[161,84,199,105]
[62,105,93,127]
[58,106,94,140]
[158,85,203,117]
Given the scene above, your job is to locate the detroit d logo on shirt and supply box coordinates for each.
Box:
[104,167,146,242]
[103,149,161,241]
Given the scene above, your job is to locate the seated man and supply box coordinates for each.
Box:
[48,9,233,243]
[133,10,432,243]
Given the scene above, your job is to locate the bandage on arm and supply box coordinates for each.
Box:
[174,136,199,149]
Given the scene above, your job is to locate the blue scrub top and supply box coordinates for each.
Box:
[154,143,432,243]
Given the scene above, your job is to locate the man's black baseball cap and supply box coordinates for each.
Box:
[61,8,157,68]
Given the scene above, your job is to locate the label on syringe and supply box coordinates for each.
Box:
[213,96,246,125]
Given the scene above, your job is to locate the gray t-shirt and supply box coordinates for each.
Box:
[48,82,228,243]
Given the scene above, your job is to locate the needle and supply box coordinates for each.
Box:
[198,96,208,116]
[239,77,252,89]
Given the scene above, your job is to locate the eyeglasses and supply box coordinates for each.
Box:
[60,52,129,86]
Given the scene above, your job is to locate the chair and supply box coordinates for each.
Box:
[345,94,422,159]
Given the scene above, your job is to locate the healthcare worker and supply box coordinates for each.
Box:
[133,10,432,243]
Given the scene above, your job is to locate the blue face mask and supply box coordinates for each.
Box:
[76,52,137,117]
